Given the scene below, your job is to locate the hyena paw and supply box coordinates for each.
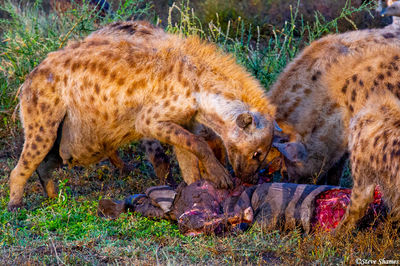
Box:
[7,201,23,212]
[120,163,135,176]
[208,164,233,189]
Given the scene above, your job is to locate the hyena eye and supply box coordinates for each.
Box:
[252,151,262,160]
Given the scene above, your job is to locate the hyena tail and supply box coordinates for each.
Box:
[8,80,67,211]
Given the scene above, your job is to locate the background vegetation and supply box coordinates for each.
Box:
[0,0,399,264]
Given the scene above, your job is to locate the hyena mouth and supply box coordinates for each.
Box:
[238,170,259,184]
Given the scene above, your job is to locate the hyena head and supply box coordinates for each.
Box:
[224,112,275,184]
[272,141,308,182]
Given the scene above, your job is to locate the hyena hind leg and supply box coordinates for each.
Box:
[9,127,62,211]
[8,93,66,211]
[36,137,63,198]
[108,150,136,176]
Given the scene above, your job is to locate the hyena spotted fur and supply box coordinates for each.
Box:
[268,25,400,184]
[339,91,400,230]
[271,32,400,228]
[8,21,276,211]
[92,21,229,187]
[324,41,400,230]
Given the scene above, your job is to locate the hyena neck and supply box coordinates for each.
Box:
[194,92,249,139]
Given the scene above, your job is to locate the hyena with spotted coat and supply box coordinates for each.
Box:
[92,23,231,186]
[8,21,276,210]
[268,27,400,184]
[269,30,400,228]
[324,42,400,230]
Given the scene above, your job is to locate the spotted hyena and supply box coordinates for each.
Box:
[267,24,400,229]
[268,24,400,184]
[323,40,400,230]
[92,22,234,185]
[8,21,276,211]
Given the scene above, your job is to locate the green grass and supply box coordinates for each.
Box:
[0,0,399,264]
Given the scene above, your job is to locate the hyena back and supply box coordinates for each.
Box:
[8,21,276,210]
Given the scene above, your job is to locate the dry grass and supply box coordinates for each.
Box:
[0,131,399,264]
[0,0,399,264]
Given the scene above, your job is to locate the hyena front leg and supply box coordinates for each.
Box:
[137,120,233,189]
[174,125,228,185]
[174,146,201,185]
[143,125,226,186]
[386,191,400,225]
[335,182,375,233]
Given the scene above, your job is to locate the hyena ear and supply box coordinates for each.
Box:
[236,113,253,129]
[272,141,308,163]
